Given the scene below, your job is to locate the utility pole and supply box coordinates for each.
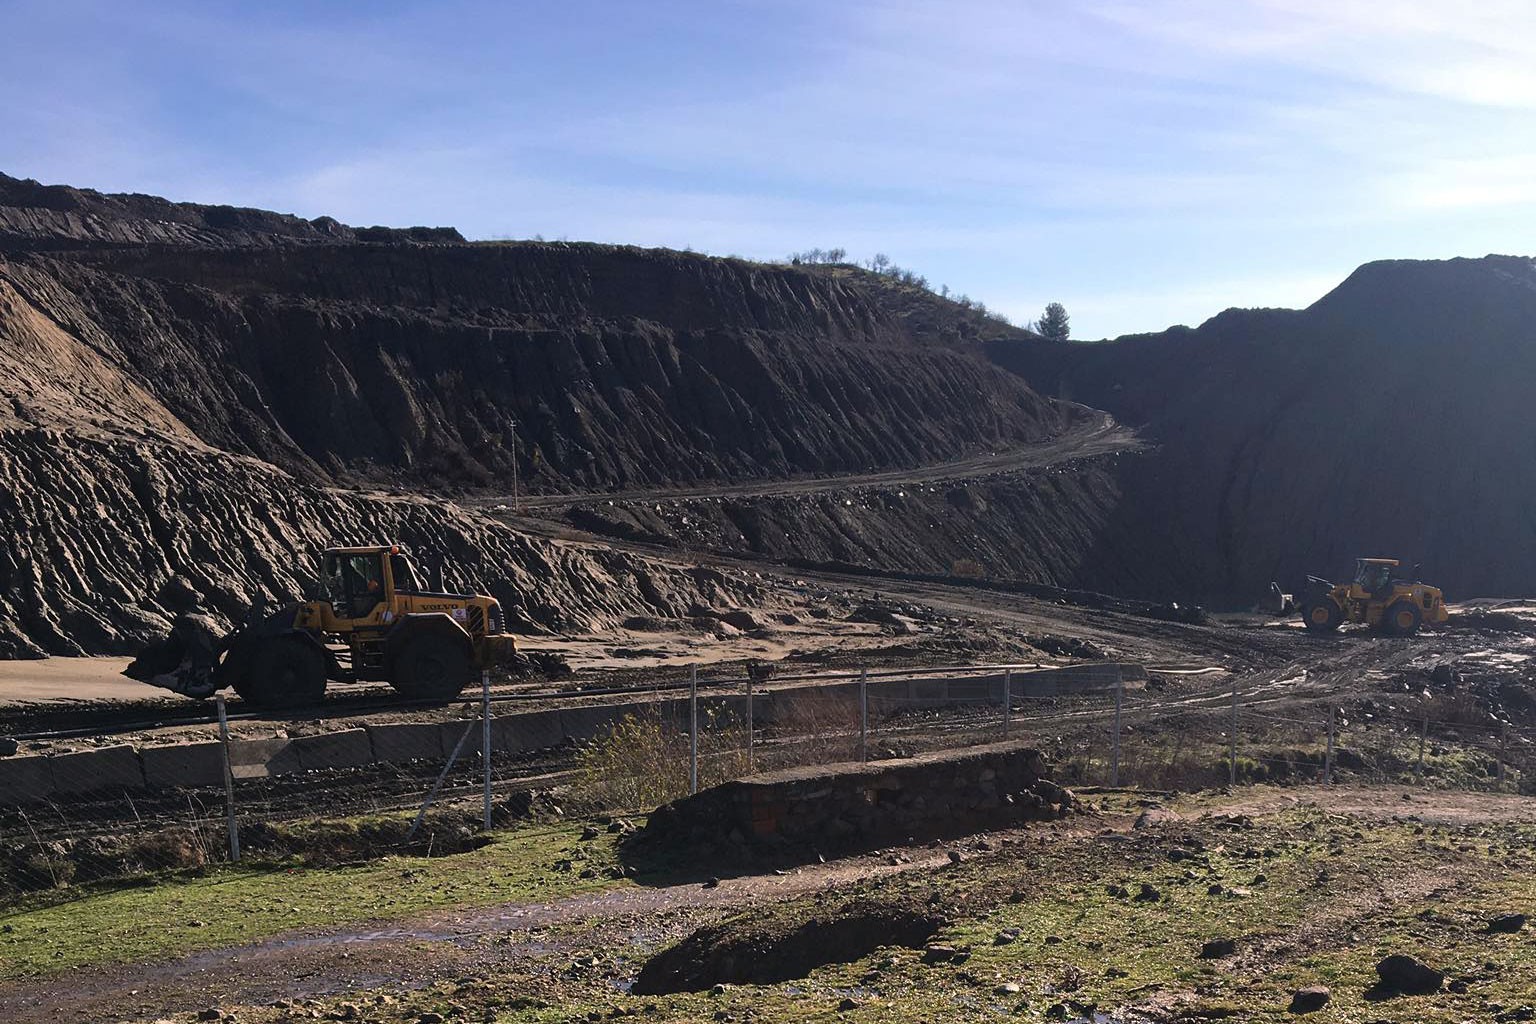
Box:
[510,418,519,512]
[489,326,521,513]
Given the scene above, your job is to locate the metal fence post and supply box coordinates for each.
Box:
[482,669,493,830]
[1002,668,1012,740]
[1497,725,1508,788]
[1110,669,1123,787]
[1416,713,1428,776]
[1324,707,1335,785]
[689,664,699,794]
[1229,679,1239,785]
[215,695,240,864]
[745,674,754,774]
[859,666,868,763]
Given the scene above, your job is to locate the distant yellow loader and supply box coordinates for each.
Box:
[1300,557,1448,636]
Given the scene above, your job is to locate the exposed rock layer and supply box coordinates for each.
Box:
[0,428,770,658]
[990,255,1536,603]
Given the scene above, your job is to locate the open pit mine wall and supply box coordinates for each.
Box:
[988,255,1536,605]
[0,429,772,659]
[563,454,1136,589]
[0,245,1074,493]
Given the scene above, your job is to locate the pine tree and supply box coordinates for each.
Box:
[1038,302,1070,342]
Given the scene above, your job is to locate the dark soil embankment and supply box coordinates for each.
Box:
[632,898,944,994]
[990,255,1536,605]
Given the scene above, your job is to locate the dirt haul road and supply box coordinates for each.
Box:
[475,407,1138,511]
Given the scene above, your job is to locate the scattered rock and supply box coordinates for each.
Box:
[1134,807,1179,828]
[923,944,958,964]
[1288,986,1331,1014]
[994,928,1020,945]
[1134,883,1161,902]
[1488,913,1527,934]
[995,982,1022,996]
[0,737,17,757]
[580,826,600,840]
[947,850,965,864]
[837,997,859,1012]
[1375,954,1444,995]
[1200,938,1237,959]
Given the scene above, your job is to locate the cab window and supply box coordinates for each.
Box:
[322,553,385,618]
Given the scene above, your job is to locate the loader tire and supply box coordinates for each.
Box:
[1303,598,1343,634]
[231,635,327,709]
[388,629,472,700]
[1383,600,1422,637]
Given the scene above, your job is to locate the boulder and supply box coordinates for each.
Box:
[1288,986,1331,1014]
[1375,954,1443,995]
[1199,938,1237,959]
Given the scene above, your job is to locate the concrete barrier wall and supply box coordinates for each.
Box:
[0,662,1148,804]
[0,753,54,803]
[141,741,225,789]
[48,745,145,795]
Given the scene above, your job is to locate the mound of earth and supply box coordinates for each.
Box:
[632,897,944,994]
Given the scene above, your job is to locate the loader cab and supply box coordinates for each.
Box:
[321,546,400,621]
[1352,558,1399,598]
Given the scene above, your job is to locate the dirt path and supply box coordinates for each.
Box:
[0,847,959,1023]
[472,408,1138,511]
[6,785,1523,1023]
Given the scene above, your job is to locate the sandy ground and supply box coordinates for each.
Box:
[0,617,908,711]
[0,656,143,704]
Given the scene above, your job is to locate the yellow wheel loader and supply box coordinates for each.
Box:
[126,544,519,708]
[1299,557,1448,636]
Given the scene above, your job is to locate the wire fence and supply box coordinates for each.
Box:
[1,661,1530,906]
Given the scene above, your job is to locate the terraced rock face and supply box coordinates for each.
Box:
[990,255,1536,604]
[0,176,1096,656]
[0,244,1072,492]
[0,429,772,658]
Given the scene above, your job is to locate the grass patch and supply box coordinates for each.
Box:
[0,819,629,980]
[386,797,1536,1024]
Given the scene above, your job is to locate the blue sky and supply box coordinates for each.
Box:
[4,0,1536,338]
